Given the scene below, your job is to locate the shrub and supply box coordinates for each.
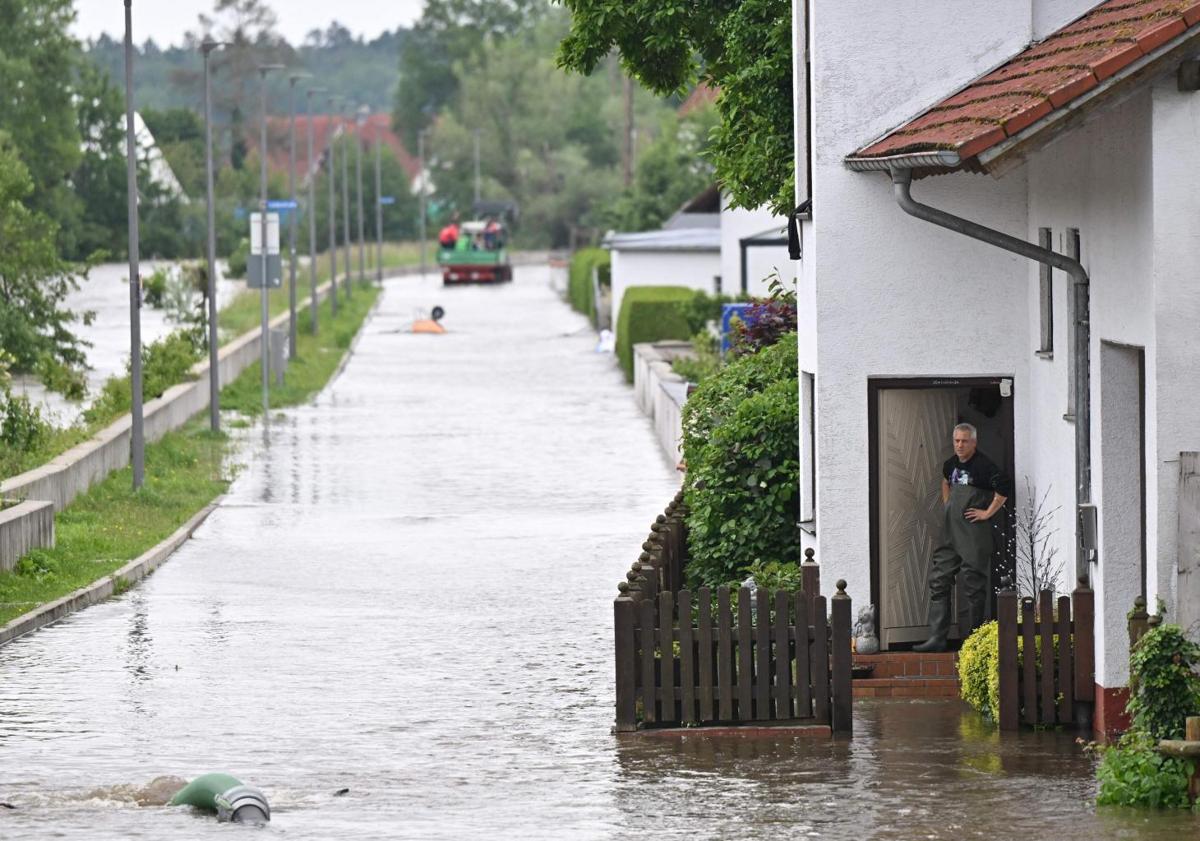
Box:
[84,330,202,427]
[730,273,798,356]
[672,330,722,384]
[1096,731,1196,809]
[615,286,694,382]
[226,238,250,280]
[0,388,51,453]
[682,335,799,586]
[567,247,610,320]
[958,621,1001,720]
[143,267,170,309]
[1128,624,1200,741]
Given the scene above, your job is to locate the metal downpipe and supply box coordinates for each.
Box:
[889,168,1093,584]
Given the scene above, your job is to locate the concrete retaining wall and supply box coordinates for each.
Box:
[0,501,55,572]
[632,341,695,466]
[0,269,414,513]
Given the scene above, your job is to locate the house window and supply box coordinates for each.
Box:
[1037,227,1053,355]
[800,371,816,525]
[1065,228,1080,420]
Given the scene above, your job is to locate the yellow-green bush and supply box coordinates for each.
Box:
[615,286,694,381]
[958,620,1000,720]
[568,248,609,319]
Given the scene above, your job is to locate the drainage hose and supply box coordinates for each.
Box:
[170,773,270,824]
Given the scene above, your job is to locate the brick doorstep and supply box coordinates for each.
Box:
[853,676,961,699]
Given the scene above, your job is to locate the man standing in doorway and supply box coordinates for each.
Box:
[914,423,1011,652]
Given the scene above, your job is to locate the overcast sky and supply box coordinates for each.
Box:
[72,1,426,47]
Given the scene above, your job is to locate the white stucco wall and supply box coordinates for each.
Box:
[801,0,1200,687]
[719,201,789,297]
[609,249,721,339]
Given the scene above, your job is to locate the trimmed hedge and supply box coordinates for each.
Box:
[615,285,695,382]
[568,248,610,320]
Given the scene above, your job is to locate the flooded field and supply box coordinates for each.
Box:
[0,266,1195,839]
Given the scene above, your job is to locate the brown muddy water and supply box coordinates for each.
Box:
[1,267,1196,839]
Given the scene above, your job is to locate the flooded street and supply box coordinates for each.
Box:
[0,267,1194,840]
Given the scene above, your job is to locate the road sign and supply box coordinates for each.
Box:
[379,196,397,205]
[249,212,282,289]
[249,212,280,256]
[267,199,298,210]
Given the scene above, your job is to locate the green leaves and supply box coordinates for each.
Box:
[1096,732,1196,809]
[958,621,1000,720]
[1127,624,1200,741]
[681,333,799,586]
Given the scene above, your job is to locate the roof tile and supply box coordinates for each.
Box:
[851,0,1200,162]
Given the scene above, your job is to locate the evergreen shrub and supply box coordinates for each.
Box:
[1127,624,1200,741]
[614,286,694,382]
[681,334,799,586]
[958,621,1000,720]
[567,248,609,319]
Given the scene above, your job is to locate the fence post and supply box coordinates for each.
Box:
[831,580,853,734]
[802,547,820,618]
[1073,577,1095,712]
[997,584,1018,730]
[1128,594,1149,651]
[614,596,637,732]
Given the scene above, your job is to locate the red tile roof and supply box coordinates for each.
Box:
[251,113,421,183]
[848,0,1200,167]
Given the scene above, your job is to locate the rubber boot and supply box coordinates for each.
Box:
[913,597,951,652]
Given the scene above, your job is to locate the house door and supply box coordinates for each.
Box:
[872,380,1015,648]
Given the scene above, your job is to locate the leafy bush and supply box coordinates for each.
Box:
[143,267,169,309]
[615,286,694,381]
[730,273,798,356]
[681,334,799,586]
[84,331,202,427]
[1096,732,1196,809]
[742,558,802,592]
[567,247,610,320]
[672,330,722,384]
[1128,624,1200,741]
[226,238,250,280]
[958,621,1001,720]
[0,388,51,453]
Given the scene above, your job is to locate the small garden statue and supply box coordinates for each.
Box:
[854,604,879,655]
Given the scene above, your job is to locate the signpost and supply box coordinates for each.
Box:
[248,212,282,289]
[379,196,396,205]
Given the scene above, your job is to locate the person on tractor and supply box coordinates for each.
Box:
[438,213,461,250]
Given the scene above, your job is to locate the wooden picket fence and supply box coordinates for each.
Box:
[996,580,1095,730]
[614,492,853,733]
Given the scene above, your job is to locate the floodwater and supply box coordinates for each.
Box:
[1,266,1196,839]
[8,261,239,425]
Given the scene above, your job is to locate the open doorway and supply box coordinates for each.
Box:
[869,378,1015,649]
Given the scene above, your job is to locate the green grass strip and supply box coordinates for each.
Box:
[0,281,382,627]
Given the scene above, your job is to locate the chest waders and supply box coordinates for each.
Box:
[922,482,994,649]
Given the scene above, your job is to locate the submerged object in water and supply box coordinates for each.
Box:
[170,773,270,824]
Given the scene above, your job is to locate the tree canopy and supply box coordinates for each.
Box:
[556,0,794,215]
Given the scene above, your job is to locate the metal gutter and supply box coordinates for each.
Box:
[890,168,1093,583]
[844,149,961,172]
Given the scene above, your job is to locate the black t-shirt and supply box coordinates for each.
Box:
[942,451,1012,498]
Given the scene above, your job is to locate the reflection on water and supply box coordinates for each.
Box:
[0,267,1196,839]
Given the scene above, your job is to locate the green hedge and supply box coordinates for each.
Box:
[680,334,800,585]
[568,248,610,320]
[615,285,695,382]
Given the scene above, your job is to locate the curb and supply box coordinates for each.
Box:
[0,497,223,647]
[327,286,387,386]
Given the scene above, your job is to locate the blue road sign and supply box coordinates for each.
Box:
[266,199,299,210]
[379,196,397,205]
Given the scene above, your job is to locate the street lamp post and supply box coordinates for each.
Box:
[418,128,427,277]
[286,73,309,360]
[374,124,383,284]
[258,63,286,416]
[341,103,352,299]
[356,105,368,285]
[306,87,326,333]
[201,39,225,433]
[473,127,481,206]
[327,95,339,315]
[123,0,144,490]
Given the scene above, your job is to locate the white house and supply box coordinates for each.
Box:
[792,0,1200,734]
[719,199,790,298]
